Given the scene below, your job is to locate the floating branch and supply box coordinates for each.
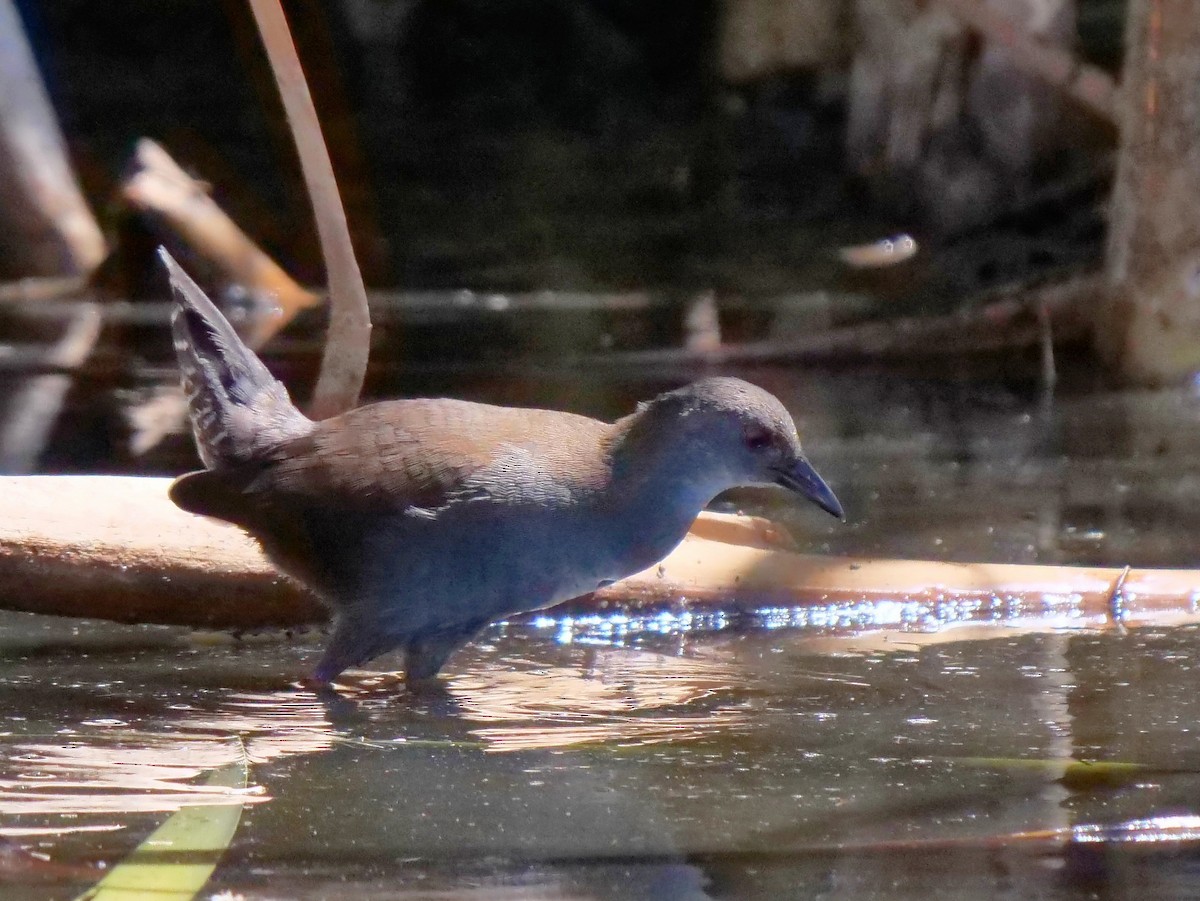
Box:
[580,271,1099,368]
[0,276,89,305]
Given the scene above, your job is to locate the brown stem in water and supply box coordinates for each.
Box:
[246,0,371,419]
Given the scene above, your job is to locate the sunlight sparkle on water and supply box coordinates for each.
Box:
[1072,815,1200,844]
[533,610,731,645]
[531,590,1094,646]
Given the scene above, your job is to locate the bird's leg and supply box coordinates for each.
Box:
[310,614,396,685]
[405,621,487,685]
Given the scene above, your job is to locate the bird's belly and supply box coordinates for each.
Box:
[522,517,694,609]
[446,516,625,612]
[290,502,692,635]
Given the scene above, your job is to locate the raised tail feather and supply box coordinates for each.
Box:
[160,248,312,469]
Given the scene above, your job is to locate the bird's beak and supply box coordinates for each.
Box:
[773,457,844,520]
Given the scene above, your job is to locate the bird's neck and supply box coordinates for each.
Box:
[603,414,721,563]
[609,411,726,499]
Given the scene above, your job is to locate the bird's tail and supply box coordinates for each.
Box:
[160,248,312,469]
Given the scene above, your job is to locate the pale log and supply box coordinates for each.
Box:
[2,477,1200,636]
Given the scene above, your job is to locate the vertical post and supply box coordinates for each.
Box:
[1099,0,1200,383]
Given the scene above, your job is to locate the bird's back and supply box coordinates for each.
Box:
[170,396,620,605]
[172,397,616,526]
[270,397,615,510]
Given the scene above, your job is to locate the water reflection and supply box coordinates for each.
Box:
[787,382,1200,569]
[1,734,263,816]
[0,642,749,823]
[450,647,748,752]
[7,622,1200,897]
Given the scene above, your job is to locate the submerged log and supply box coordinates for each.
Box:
[2,477,1200,636]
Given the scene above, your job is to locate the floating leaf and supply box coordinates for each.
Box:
[950,756,1156,789]
[75,754,248,901]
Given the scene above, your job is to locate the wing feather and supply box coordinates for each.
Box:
[177,398,615,524]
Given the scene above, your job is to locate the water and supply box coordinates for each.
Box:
[6,365,1200,898]
[5,623,1200,899]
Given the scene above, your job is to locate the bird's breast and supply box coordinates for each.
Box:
[256,477,705,631]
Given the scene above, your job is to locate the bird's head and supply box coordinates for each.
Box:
[619,377,843,519]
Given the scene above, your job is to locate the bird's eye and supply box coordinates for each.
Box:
[745,429,772,451]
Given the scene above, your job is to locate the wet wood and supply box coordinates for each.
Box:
[0,476,320,630]
[0,0,106,278]
[1098,0,1200,384]
[1,476,1199,635]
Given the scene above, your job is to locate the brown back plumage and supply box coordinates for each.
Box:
[172,397,614,524]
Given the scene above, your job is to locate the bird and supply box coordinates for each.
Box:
[160,249,843,687]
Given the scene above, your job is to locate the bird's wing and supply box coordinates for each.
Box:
[172,398,612,525]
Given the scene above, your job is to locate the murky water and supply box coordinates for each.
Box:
[6,366,1200,898]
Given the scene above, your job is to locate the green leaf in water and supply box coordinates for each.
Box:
[74,754,248,901]
[950,757,1153,789]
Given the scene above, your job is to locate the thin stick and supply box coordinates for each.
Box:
[246,0,371,419]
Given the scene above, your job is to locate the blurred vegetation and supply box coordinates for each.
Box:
[16,0,1121,304]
